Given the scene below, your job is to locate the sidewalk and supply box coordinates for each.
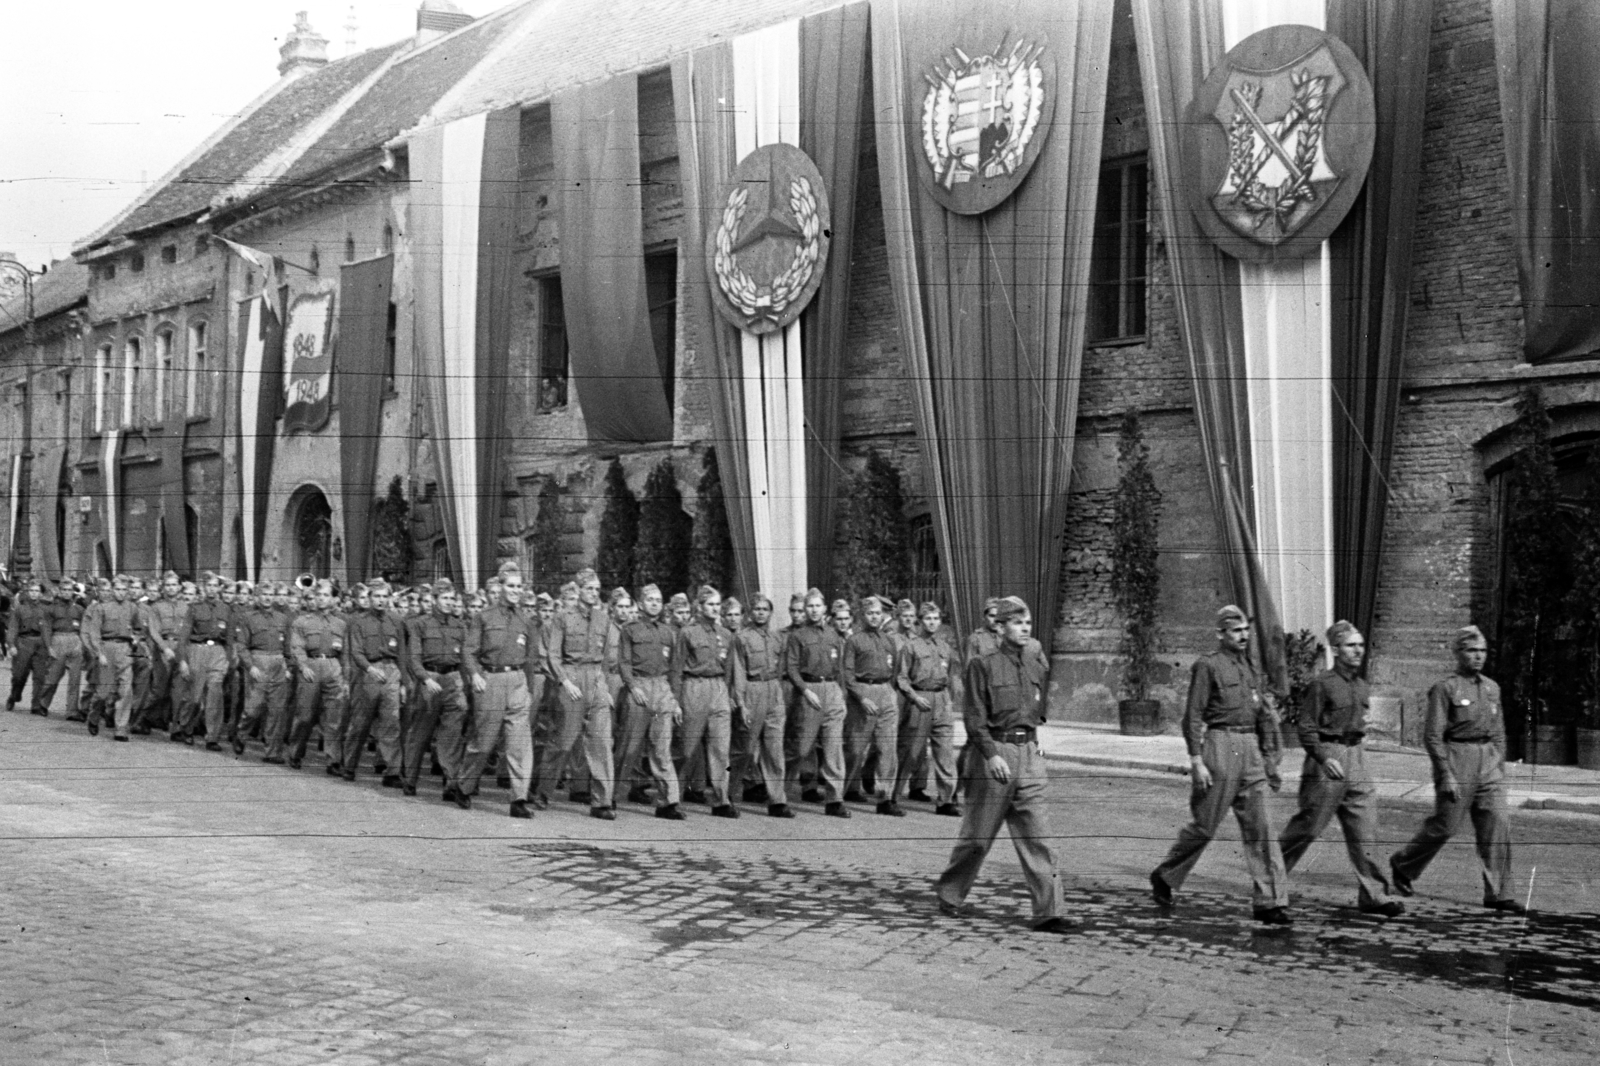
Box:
[1033,721,1600,818]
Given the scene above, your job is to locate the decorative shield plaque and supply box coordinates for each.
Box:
[1185,24,1375,261]
[708,143,831,336]
[282,290,335,433]
[917,34,1056,215]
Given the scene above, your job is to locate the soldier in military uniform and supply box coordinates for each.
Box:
[402,579,469,800]
[456,563,538,818]
[342,579,407,784]
[671,585,738,819]
[895,602,961,815]
[784,588,849,817]
[614,583,684,818]
[730,593,791,818]
[842,595,904,816]
[177,573,233,750]
[1279,621,1404,916]
[232,580,293,763]
[81,575,140,740]
[137,572,192,740]
[535,568,615,817]
[933,596,1073,934]
[1389,626,1526,914]
[5,579,53,715]
[1150,605,1291,925]
[964,597,1002,665]
[285,579,349,771]
[38,579,86,719]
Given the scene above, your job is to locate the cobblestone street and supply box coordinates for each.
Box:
[4,710,1599,1065]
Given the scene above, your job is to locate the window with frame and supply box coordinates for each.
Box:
[122,336,142,428]
[644,248,677,414]
[536,275,568,413]
[154,329,174,423]
[187,321,208,418]
[94,345,111,433]
[1087,155,1149,345]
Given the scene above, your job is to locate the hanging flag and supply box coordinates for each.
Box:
[6,455,21,569]
[160,423,190,578]
[33,445,66,581]
[336,255,394,584]
[99,430,122,574]
[282,288,335,433]
[236,292,282,584]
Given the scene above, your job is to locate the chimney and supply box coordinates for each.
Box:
[416,0,475,46]
[278,11,330,78]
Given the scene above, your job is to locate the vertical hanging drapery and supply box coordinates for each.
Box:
[7,455,21,569]
[1130,0,1287,687]
[160,423,190,577]
[1326,0,1432,642]
[236,291,282,583]
[33,445,65,581]
[474,110,521,583]
[675,6,868,601]
[98,429,122,574]
[1493,0,1600,363]
[551,76,674,447]
[799,1,870,595]
[336,254,394,584]
[871,0,1113,634]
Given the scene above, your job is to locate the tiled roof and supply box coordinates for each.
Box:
[90,42,408,245]
[276,4,533,186]
[431,0,849,125]
[0,258,89,337]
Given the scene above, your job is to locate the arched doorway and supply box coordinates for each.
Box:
[291,487,333,579]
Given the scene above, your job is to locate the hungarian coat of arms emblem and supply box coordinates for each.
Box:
[1185,25,1375,262]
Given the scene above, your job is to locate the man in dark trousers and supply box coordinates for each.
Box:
[1389,626,1526,915]
[6,578,53,715]
[842,595,904,816]
[1150,605,1292,925]
[1279,620,1404,916]
[933,596,1073,934]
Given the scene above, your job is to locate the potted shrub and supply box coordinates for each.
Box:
[1110,413,1164,735]
[1281,628,1325,744]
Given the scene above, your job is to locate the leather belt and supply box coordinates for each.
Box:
[305,653,337,660]
[482,664,524,673]
[800,673,835,683]
[423,661,460,674]
[190,638,221,645]
[1318,732,1364,745]
[1210,725,1256,734]
[855,677,893,685]
[989,726,1036,744]
[684,672,725,680]
[746,673,783,682]
[1449,736,1495,745]
[912,683,948,692]
[103,636,133,644]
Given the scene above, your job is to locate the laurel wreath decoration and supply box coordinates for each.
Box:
[712,176,822,327]
[1226,69,1329,233]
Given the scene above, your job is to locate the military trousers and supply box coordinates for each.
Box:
[39,634,84,717]
[895,689,958,805]
[934,738,1063,925]
[343,660,403,776]
[731,678,786,806]
[456,670,534,801]
[8,634,49,711]
[1153,729,1289,909]
[844,682,900,802]
[177,643,230,743]
[402,670,468,789]
[785,680,846,804]
[532,664,613,808]
[677,676,733,807]
[614,676,680,807]
[289,657,348,766]
[1390,740,1515,905]
[236,654,291,759]
[1279,742,1394,907]
[89,642,135,738]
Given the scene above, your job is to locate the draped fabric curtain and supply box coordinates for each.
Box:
[675,6,868,601]
[6,455,21,570]
[236,291,282,584]
[799,2,871,595]
[336,254,394,584]
[1493,0,1600,363]
[33,445,65,581]
[160,424,190,578]
[474,112,521,586]
[98,429,123,575]
[1327,0,1432,642]
[872,0,1112,635]
[1130,0,1287,687]
[551,77,674,447]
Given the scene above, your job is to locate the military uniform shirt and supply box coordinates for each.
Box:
[234,607,290,657]
[964,641,1049,759]
[673,619,731,684]
[896,632,955,696]
[545,604,609,685]
[1299,664,1369,760]
[9,601,52,643]
[784,622,843,687]
[842,628,899,696]
[82,600,138,651]
[1424,671,1506,778]
[348,611,404,668]
[407,612,467,679]
[964,628,1000,666]
[289,611,347,669]
[48,600,84,637]
[464,603,536,676]
[1183,650,1275,758]
[618,616,675,684]
[188,599,230,643]
[731,624,785,685]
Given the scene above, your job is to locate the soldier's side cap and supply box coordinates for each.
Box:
[367,578,390,594]
[1453,625,1487,651]
[1326,619,1359,646]
[638,583,661,599]
[748,592,773,609]
[432,578,455,597]
[830,598,852,614]
[534,592,554,607]
[993,596,1030,623]
[896,598,916,612]
[1217,604,1248,628]
[789,592,807,607]
[667,592,690,608]
[236,579,255,593]
[859,595,889,612]
[313,579,335,594]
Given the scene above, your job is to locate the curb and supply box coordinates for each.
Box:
[1041,751,1600,819]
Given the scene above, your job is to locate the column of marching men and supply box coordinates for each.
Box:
[5,567,1529,929]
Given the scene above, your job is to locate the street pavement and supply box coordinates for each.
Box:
[3,706,1599,1066]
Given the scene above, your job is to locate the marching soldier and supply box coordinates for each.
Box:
[285,579,349,771]
[5,579,53,715]
[179,573,233,751]
[538,568,616,818]
[784,588,849,817]
[614,583,684,818]
[81,575,139,740]
[964,597,1002,664]
[933,596,1073,934]
[401,579,468,800]
[843,595,904,816]
[730,593,791,818]
[138,572,192,740]
[894,602,961,816]
[232,580,293,763]
[1389,626,1527,914]
[39,579,86,719]
[1279,621,1404,916]
[671,585,737,819]
[342,579,406,785]
[455,563,539,818]
[1150,605,1291,925]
